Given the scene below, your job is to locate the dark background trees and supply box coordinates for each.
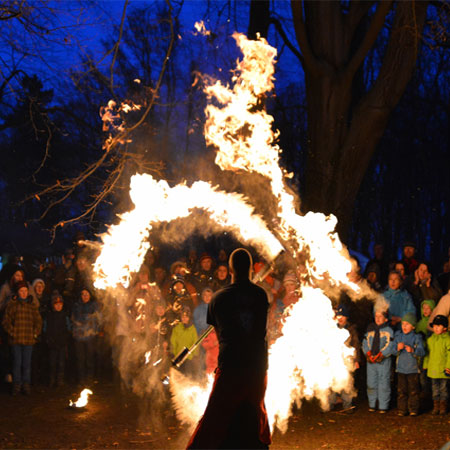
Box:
[0,0,449,272]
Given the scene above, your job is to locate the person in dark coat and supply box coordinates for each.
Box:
[44,291,71,386]
[187,248,271,449]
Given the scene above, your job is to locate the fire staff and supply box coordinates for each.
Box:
[186,248,271,449]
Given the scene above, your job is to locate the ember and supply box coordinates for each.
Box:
[69,388,93,408]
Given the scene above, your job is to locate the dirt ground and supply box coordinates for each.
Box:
[1,380,449,450]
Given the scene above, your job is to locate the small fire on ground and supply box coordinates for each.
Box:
[69,388,93,408]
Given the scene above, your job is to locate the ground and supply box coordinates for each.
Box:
[1,381,449,450]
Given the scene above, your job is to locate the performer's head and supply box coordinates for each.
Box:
[229,248,252,281]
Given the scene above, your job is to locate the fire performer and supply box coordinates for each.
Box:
[187,248,271,449]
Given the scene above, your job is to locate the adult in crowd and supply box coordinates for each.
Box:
[364,243,389,287]
[407,262,442,311]
[383,270,416,329]
[401,242,419,276]
[2,281,42,395]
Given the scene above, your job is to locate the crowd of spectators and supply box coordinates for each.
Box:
[0,236,449,416]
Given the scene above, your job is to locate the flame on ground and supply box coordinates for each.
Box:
[69,388,93,408]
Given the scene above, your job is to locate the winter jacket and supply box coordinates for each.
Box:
[423,333,450,379]
[71,299,100,341]
[193,302,209,335]
[44,309,71,348]
[2,296,42,345]
[383,288,416,320]
[170,322,198,360]
[416,299,436,337]
[393,330,425,374]
[362,322,395,359]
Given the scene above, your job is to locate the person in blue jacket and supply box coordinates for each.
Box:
[383,271,416,330]
[392,312,425,416]
[362,308,395,413]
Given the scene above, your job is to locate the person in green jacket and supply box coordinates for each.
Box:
[170,306,198,377]
[423,315,450,415]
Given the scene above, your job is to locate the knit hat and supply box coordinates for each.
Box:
[15,280,29,292]
[431,315,449,328]
[336,304,350,318]
[32,278,45,289]
[170,261,187,275]
[51,290,64,304]
[199,253,212,263]
[402,312,417,328]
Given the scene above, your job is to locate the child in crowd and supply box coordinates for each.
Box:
[2,281,42,395]
[170,307,198,377]
[416,300,435,396]
[193,287,213,335]
[393,312,425,416]
[201,329,219,375]
[43,291,71,387]
[362,309,395,413]
[423,315,450,415]
[330,304,361,412]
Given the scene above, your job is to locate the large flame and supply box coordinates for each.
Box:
[94,29,371,434]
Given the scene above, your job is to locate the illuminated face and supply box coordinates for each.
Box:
[401,321,414,334]
[202,290,213,304]
[284,281,297,294]
[34,282,45,296]
[417,264,429,281]
[394,263,405,278]
[12,271,24,283]
[201,257,212,272]
[422,303,432,317]
[173,281,185,295]
[336,315,347,327]
[155,305,165,317]
[403,246,415,259]
[181,312,190,325]
[81,289,91,303]
[388,273,401,291]
[53,301,63,311]
[18,286,29,299]
[367,272,378,284]
[138,271,149,283]
[375,311,387,326]
[76,257,88,271]
[174,264,187,276]
[217,265,228,281]
[433,324,446,335]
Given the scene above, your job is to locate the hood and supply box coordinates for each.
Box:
[420,299,436,319]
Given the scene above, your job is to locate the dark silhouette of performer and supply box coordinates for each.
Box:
[187,248,271,449]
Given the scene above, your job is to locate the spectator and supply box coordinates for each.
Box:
[401,242,419,276]
[43,291,71,387]
[192,253,215,294]
[392,313,425,416]
[408,262,442,311]
[193,287,214,335]
[362,308,395,413]
[2,281,42,395]
[428,290,450,332]
[166,277,195,325]
[71,287,100,385]
[211,264,230,292]
[423,315,450,415]
[383,270,416,329]
[364,243,389,287]
[170,307,198,377]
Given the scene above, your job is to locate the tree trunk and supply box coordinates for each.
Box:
[290,1,428,240]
